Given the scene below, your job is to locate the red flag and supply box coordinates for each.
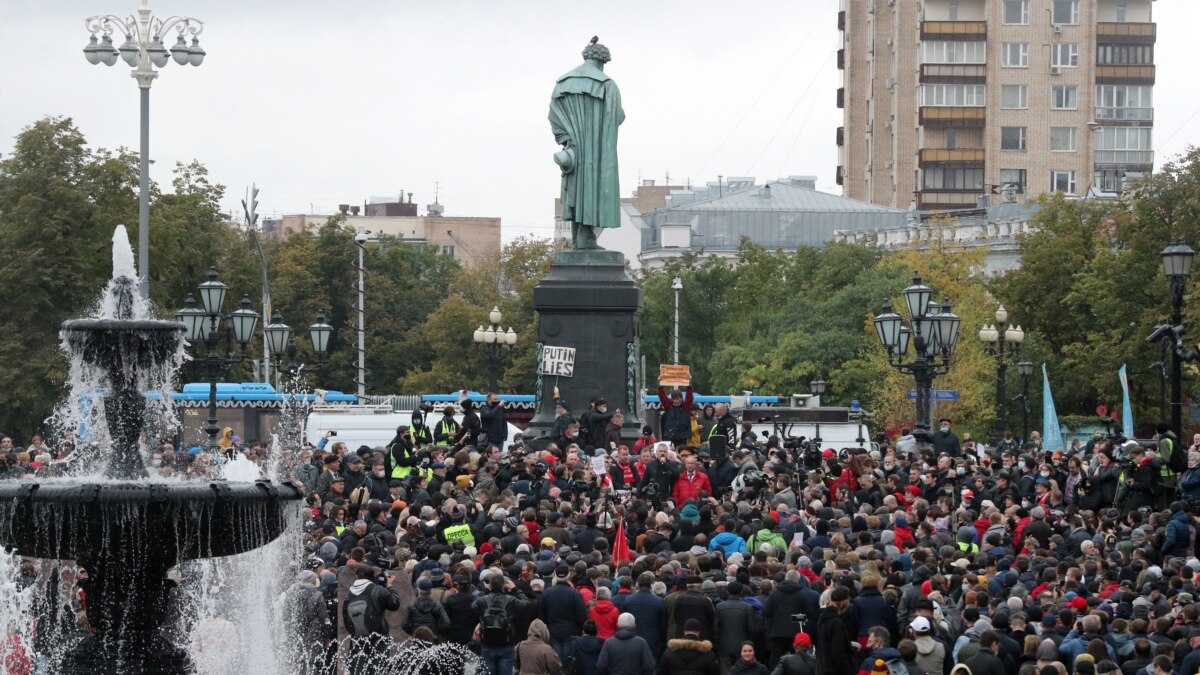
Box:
[612,517,632,562]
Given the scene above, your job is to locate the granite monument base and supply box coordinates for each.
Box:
[526,250,645,446]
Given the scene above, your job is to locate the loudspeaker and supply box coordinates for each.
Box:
[709,434,727,462]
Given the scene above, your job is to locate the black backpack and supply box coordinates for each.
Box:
[1167,437,1188,473]
[480,595,512,646]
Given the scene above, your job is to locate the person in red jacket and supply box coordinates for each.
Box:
[589,586,621,639]
[673,455,713,505]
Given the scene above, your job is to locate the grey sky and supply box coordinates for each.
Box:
[3,1,1200,243]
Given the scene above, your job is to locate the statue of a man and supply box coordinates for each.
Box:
[549,38,625,250]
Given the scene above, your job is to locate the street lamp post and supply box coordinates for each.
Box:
[1162,242,1196,440]
[473,306,517,393]
[979,306,1025,444]
[809,378,826,448]
[84,0,206,301]
[1015,360,1034,445]
[873,273,961,438]
[263,309,333,386]
[175,267,258,450]
[671,276,683,364]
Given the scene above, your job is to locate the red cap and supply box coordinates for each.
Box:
[961,489,974,499]
[479,542,494,554]
[1069,596,1087,611]
[921,579,933,595]
[793,632,811,648]
[821,449,835,459]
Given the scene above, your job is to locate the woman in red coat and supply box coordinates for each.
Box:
[589,587,620,639]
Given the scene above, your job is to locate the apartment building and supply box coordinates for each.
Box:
[837,0,1155,209]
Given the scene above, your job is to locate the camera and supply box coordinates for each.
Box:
[418,402,434,414]
[328,431,337,437]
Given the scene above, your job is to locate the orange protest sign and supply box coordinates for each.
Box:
[658,364,691,387]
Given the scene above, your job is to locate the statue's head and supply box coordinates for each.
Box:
[582,41,611,64]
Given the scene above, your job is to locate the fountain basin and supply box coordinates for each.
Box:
[0,479,303,561]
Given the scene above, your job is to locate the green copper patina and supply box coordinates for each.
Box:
[550,38,625,250]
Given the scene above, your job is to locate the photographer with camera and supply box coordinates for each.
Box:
[433,406,460,448]
[480,392,509,450]
[640,443,680,508]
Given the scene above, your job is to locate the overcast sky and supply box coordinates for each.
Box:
[4,1,1200,243]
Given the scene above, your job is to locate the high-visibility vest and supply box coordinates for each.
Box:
[391,463,413,479]
[443,523,475,547]
[1159,438,1175,477]
[436,420,456,446]
[334,524,346,537]
[957,541,979,553]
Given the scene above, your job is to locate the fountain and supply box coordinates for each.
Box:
[0,227,302,674]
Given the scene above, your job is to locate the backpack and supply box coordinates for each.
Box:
[1167,437,1188,473]
[881,658,910,675]
[345,595,371,636]
[480,595,512,646]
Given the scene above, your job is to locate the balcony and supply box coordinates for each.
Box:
[836,126,844,147]
[1096,65,1155,84]
[919,63,987,84]
[1097,22,1156,44]
[919,106,986,127]
[1095,106,1154,124]
[1094,150,1154,167]
[919,148,985,165]
[917,190,982,210]
[838,48,845,70]
[837,87,845,109]
[838,10,845,31]
[920,21,987,40]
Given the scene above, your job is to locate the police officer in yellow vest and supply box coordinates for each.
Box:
[1154,422,1181,509]
[433,407,460,447]
[955,526,979,554]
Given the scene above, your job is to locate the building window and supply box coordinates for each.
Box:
[1095,127,1154,164]
[1116,2,1127,22]
[945,129,957,149]
[1097,44,1154,66]
[1001,85,1029,109]
[1095,168,1131,192]
[1050,170,1077,195]
[920,84,986,106]
[923,167,983,190]
[1000,169,1027,193]
[921,41,986,64]
[1001,127,1028,151]
[1051,44,1079,68]
[1095,85,1153,121]
[948,0,959,21]
[1052,0,1080,25]
[1003,0,1029,24]
[1050,127,1077,152]
[441,245,456,257]
[1002,43,1029,67]
[1052,85,1078,109]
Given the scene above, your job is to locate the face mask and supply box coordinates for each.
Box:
[1040,471,1051,478]
[941,426,950,432]
[374,471,385,478]
[956,467,965,476]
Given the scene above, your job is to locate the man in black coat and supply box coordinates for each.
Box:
[624,573,668,661]
[658,619,720,675]
[581,398,616,450]
[540,567,589,663]
[962,630,1008,675]
[479,393,508,449]
[641,443,680,506]
[815,586,856,675]
[762,571,808,668]
[713,581,761,672]
[456,400,483,449]
[667,577,716,643]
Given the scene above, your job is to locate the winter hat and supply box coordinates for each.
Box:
[793,632,812,648]
[683,619,702,634]
[680,504,700,523]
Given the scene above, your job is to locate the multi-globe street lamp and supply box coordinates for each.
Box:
[262,310,334,384]
[1162,242,1196,440]
[873,273,961,438]
[979,306,1025,444]
[84,0,206,300]
[175,268,258,450]
[473,307,517,393]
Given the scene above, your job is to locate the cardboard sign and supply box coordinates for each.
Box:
[590,455,607,477]
[540,346,576,377]
[659,364,691,387]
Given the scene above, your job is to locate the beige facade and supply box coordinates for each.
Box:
[838,0,1155,209]
[276,212,501,269]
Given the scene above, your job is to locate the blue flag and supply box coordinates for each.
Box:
[1118,364,1134,438]
[1042,363,1064,452]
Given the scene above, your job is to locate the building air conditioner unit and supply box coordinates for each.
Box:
[1053,24,1063,34]
[886,38,894,47]
[1050,66,1062,75]
[867,4,874,14]
[885,78,895,90]
[866,123,873,133]
[887,0,895,5]
[885,160,894,169]
[884,119,893,129]
[866,163,873,172]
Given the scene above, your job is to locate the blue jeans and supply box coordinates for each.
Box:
[550,636,576,666]
[481,644,515,675]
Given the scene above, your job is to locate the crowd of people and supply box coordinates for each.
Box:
[10,386,1200,675]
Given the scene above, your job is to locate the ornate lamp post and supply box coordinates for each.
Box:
[263,310,333,384]
[473,306,516,393]
[175,267,259,450]
[84,0,206,300]
[809,378,826,449]
[672,276,683,364]
[873,273,961,438]
[1162,242,1195,440]
[979,306,1025,444]
[1015,360,1034,444]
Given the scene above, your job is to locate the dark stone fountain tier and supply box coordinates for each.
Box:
[0,479,303,674]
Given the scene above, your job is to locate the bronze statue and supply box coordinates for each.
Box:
[549,37,625,250]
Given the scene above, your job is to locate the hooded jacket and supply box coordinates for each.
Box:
[590,598,621,639]
[516,619,563,675]
[343,579,401,637]
[658,637,720,675]
[400,591,450,637]
[708,531,748,556]
[762,581,806,639]
[598,627,656,675]
[913,634,945,675]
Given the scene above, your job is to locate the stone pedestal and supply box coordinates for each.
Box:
[527,250,645,445]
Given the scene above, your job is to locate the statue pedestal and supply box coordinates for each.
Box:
[527,250,645,446]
